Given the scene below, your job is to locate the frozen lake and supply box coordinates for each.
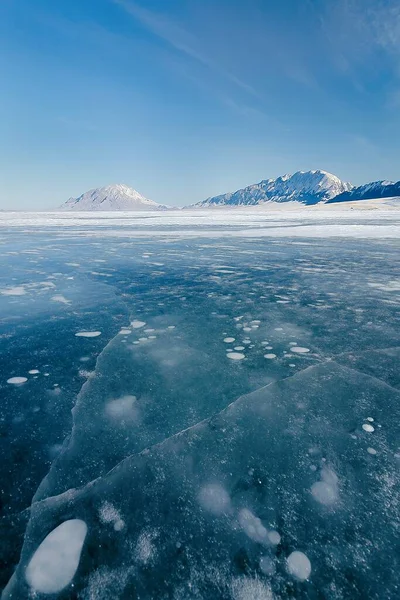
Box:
[0,208,399,599]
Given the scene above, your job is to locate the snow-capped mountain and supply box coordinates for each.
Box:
[327,180,400,203]
[60,184,170,211]
[190,170,353,207]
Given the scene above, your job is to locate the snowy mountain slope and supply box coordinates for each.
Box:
[60,184,170,211]
[326,180,400,203]
[190,170,353,207]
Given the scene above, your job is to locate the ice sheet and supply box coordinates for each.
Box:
[4,361,399,599]
[0,209,399,596]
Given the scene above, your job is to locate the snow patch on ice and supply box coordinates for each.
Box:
[99,502,125,531]
[1,286,26,296]
[51,294,70,304]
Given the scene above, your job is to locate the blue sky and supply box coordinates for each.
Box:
[1,0,399,208]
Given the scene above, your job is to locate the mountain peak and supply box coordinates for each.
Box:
[60,184,170,211]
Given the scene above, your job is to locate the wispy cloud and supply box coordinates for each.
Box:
[112,0,260,99]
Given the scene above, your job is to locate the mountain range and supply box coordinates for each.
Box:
[60,171,400,211]
[191,170,353,207]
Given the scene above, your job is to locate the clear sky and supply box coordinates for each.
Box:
[1,0,399,209]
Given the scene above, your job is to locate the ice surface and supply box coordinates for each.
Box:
[4,361,400,598]
[0,209,399,597]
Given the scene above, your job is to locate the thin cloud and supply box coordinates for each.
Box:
[112,0,260,98]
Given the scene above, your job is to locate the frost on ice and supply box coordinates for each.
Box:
[25,519,87,593]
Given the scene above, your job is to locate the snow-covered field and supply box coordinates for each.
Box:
[0,207,399,599]
[1,199,400,238]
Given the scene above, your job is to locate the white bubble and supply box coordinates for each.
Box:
[311,481,337,505]
[238,508,268,544]
[114,519,125,531]
[7,377,27,385]
[75,331,101,338]
[264,354,276,359]
[311,468,339,505]
[227,352,245,360]
[362,423,375,433]
[259,556,276,576]
[198,483,231,515]
[25,520,87,594]
[268,530,281,545]
[105,395,138,421]
[287,551,311,581]
[290,347,310,354]
[224,337,236,343]
[29,370,40,375]
[367,447,377,455]
[131,320,146,329]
